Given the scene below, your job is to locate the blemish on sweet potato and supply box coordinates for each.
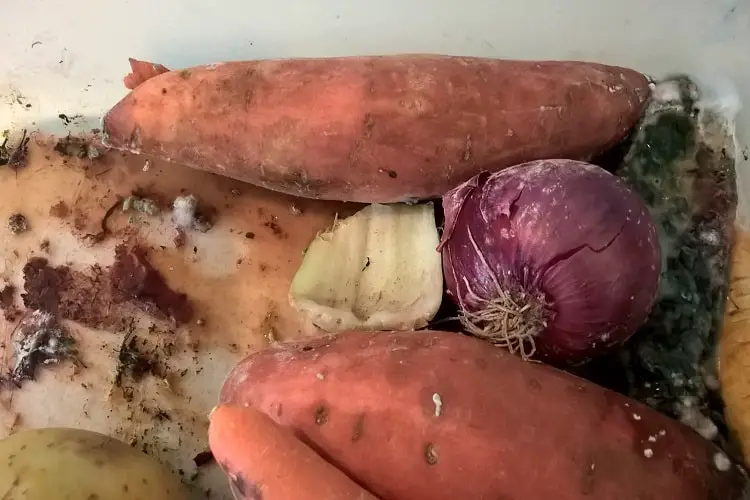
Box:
[462,134,473,162]
[351,414,365,442]
[527,378,542,391]
[314,405,328,425]
[580,462,597,495]
[424,442,439,465]
[363,114,375,138]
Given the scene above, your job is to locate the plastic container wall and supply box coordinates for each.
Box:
[1,0,747,221]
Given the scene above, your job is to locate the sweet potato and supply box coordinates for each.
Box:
[209,405,379,500]
[102,55,650,203]
[218,330,750,500]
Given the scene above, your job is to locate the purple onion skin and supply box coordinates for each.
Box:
[438,159,661,365]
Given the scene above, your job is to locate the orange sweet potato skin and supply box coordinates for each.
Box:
[219,330,749,500]
[102,55,650,203]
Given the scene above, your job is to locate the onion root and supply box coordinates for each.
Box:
[459,288,550,360]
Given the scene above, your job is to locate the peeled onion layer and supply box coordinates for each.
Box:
[439,159,661,365]
[289,202,443,332]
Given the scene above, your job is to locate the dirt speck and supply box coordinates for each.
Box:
[0,285,20,321]
[260,307,280,344]
[8,214,30,234]
[263,218,286,238]
[114,330,159,389]
[49,201,70,219]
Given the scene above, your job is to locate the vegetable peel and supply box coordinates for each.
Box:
[289,202,443,332]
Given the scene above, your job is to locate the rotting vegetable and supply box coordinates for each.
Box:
[209,405,379,500]
[5,309,79,386]
[218,330,750,500]
[589,75,740,444]
[0,427,189,499]
[289,202,443,332]
[102,55,650,203]
[438,159,660,364]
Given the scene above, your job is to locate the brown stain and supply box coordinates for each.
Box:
[110,244,193,324]
[49,201,70,218]
[0,135,351,493]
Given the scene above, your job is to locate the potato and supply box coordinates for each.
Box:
[102,55,650,203]
[0,427,189,499]
[219,330,749,500]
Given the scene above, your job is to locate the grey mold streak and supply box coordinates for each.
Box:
[596,74,738,448]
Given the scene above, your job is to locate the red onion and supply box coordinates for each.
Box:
[438,159,660,365]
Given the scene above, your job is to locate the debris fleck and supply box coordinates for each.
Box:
[142,160,151,172]
[8,213,30,234]
[113,330,158,388]
[0,129,30,169]
[172,194,214,233]
[54,134,100,159]
[6,310,79,386]
[122,195,160,216]
[290,204,303,216]
[173,228,186,248]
